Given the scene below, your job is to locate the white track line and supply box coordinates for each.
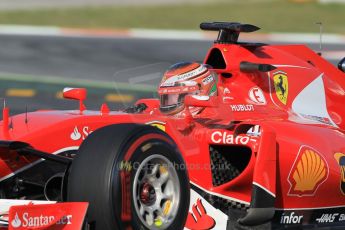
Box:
[0,25,344,44]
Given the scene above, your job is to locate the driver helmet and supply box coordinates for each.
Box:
[158,62,217,115]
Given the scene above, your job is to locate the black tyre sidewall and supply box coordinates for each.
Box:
[67,124,190,230]
[68,124,141,229]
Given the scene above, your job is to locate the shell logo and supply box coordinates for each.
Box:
[288,147,329,196]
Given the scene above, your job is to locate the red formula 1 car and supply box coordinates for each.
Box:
[1,22,345,230]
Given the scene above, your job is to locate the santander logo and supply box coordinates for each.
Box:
[70,127,82,141]
[70,126,93,141]
[11,213,21,228]
[9,202,88,230]
[186,199,215,230]
[10,212,72,228]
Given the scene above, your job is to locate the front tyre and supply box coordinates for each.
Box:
[67,124,190,230]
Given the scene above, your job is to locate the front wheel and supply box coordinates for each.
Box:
[67,124,190,230]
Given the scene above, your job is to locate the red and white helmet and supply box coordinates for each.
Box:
[158,62,217,115]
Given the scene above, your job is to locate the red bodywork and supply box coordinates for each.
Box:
[1,38,345,228]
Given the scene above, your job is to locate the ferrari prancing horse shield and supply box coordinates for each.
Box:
[273,71,289,105]
[334,152,345,195]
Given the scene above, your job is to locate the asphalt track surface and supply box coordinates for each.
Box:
[0,35,209,82]
[0,35,342,81]
[0,34,343,114]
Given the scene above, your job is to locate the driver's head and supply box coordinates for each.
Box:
[158,62,217,115]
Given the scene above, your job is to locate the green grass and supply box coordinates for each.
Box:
[0,0,344,33]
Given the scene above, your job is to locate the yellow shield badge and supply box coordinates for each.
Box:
[334,152,345,195]
[273,71,288,105]
[146,121,166,132]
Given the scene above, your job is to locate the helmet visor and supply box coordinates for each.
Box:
[159,93,187,113]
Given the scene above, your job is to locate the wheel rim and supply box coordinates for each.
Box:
[133,154,180,229]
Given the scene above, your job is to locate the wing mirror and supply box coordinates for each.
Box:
[63,88,87,112]
[240,61,277,73]
[177,95,218,129]
[338,57,345,73]
[63,87,87,101]
[184,95,218,108]
[180,95,233,130]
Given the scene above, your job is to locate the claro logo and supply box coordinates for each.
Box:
[11,212,72,228]
[211,131,251,145]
